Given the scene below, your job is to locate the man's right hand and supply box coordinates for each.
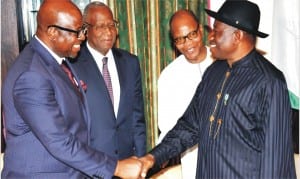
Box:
[114,156,143,179]
[139,154,155,178]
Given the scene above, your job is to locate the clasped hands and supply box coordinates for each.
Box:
[114,154,155,179]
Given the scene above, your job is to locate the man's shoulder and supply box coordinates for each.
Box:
[163,54,186,68]
[112,48,138,59]
[252,52,285,82]
[158,55,188,80]
[8,41,49,74]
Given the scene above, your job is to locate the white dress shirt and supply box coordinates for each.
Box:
[157,47,213,179]
[35,35,64,65]
[87,42,120,117]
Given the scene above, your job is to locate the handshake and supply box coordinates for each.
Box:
[114,154,155,179]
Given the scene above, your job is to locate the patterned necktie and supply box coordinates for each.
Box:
[102,57,114,104]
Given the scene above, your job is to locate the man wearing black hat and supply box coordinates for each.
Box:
[139,1,296,178]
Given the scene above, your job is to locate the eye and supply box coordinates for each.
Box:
[108,23,116,28]
[188,31,198,38]
[174,37,184,44]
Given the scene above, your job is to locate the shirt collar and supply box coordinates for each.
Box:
[86,41,113,61]
[35,35,65,64]
[230,49,256,68]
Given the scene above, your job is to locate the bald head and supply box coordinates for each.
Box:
[82,1,117,55]
[36,0,82,36]
[169,9,207,63]
[170,9,199,35]
[35,0,84,58]
[83,1,113,23]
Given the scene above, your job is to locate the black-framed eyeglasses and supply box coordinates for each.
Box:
[173,26,199,45]
[48,25,88,38]
[84,20,119,32]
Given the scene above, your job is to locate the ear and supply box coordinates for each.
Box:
[198,25,204,36]
[232,29,243,44]
[47,26,58,41]
[115,26,119,35]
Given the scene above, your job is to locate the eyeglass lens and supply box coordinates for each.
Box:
[174,27,199,45]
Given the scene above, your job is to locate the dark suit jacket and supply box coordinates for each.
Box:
[1,37,116,179]
[70,43,146,160]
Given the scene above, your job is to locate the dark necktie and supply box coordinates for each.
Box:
[61,60,77,86]
[61,60,83,100]
[102,57,114,104]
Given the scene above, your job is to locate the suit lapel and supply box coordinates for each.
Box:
[31,37,77,91]
[78,45,116,127]
[31,38,91,138]
[65,57,93,137]
[82,45,113,103]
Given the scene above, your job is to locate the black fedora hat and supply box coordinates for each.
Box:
[205,1,268,38]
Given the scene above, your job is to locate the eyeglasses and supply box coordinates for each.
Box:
[85,20,119,32]
[48,25,88,38]
[173,26,199,45]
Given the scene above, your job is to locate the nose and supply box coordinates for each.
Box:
[183,37,193,45]
[102,27,114,35]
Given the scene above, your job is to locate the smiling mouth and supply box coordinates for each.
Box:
[185,46,197,53]
[187,47,194,52]
[72,44,81,51]
[208,40,216,48]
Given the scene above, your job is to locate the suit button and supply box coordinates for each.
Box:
[116,126,119,130]
[115,150,118,154]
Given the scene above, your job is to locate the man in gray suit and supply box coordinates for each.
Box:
[1,1,143,178]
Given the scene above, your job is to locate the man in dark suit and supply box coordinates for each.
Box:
[1,1,143,178]
[70,2,146,160]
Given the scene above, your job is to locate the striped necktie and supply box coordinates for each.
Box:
[102,57,114,104]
